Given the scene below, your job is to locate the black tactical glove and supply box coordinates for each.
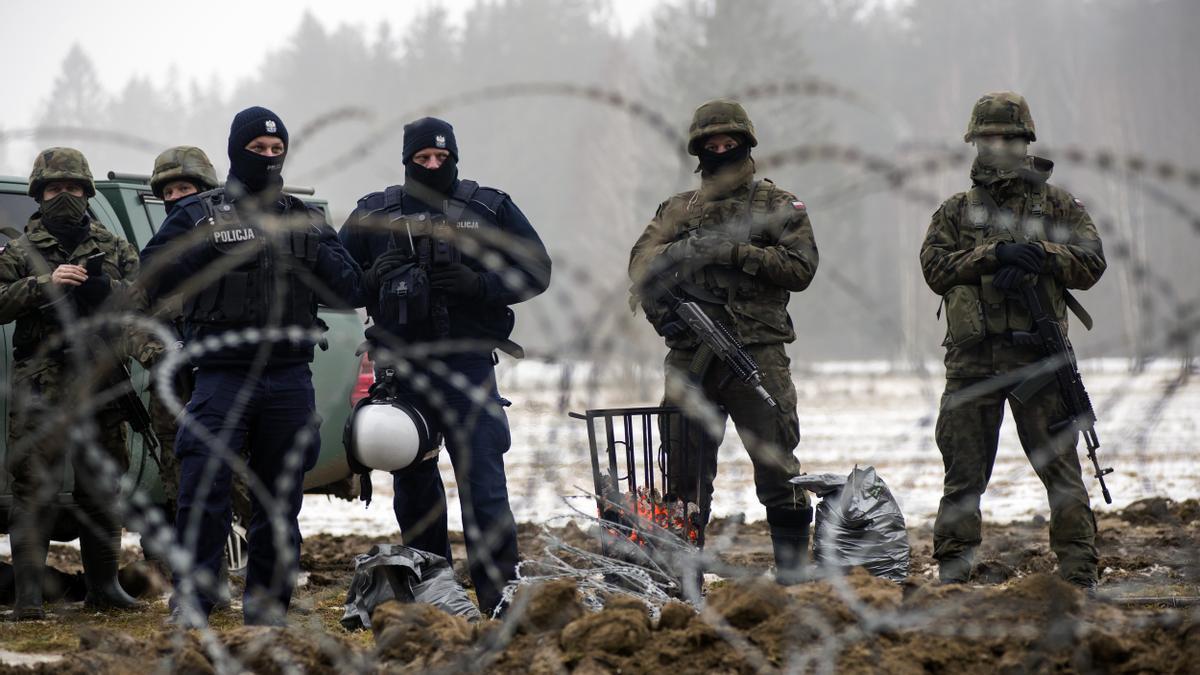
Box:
[430,263,484,303]
[991,265,1029,291]
[74,274,112,309]
[364,248,411,294]
[666,234,738,268]
[691,234,740,267]
[995,242,1046,273]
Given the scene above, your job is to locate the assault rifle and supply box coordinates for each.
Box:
[1010,278,1112,503]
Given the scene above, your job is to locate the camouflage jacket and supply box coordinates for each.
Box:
[0,215,144,371]
[629,159,819,348]
[920,157,1106,377]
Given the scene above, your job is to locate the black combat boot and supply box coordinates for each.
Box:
[937,555,973,584]
[766,506,813,586]
[79,522,142,610]
[9,505,49,621]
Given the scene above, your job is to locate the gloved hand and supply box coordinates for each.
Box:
[995,242,1046,273]
[430,263,484,303]
[74,273,112,309]
[364,248,411,294]
[666,234,739,268]
[691,234,740,267]
[991,265,1030,291]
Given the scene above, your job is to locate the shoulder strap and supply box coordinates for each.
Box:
[750,179,773,214]
[1065,291,1094,331]
[966,187,994,246]
[748,179,776,241]
[383,184,405,211]
[443,179,480,223]
[470,187,507,216]
[1028,183,1046,217]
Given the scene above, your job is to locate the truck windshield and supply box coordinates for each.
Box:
[0,192,38,244]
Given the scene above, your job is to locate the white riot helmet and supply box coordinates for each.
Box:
[346,375,439,473]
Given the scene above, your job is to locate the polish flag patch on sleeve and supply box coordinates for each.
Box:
[791,200,806,211]
[1073,197,1085,208]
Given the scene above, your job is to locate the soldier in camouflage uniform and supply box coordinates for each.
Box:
[144,146,219,517]
[0,148,143,619]
[629,99,819,584]
[920,92,1106,588]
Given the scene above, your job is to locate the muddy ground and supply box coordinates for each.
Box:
[0,496,1196,674]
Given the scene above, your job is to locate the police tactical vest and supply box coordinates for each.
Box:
[184,189,321,330]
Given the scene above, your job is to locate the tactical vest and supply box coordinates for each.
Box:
[959,183,1090,336]
[679,179,775,304]
[359,179,521,353]
[184,189,320,330]
[7,223,122,361]
[369,179,506,229]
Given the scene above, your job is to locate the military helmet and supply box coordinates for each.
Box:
[687,98,758,156]
[150,145,219,199]
[964,91,1037,143]
[28,147,96,199]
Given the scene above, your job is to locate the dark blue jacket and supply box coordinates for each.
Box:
[141,184,365,368]
[339,178,551,350]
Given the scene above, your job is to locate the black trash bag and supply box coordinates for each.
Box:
[340,543,480,630]
[790,466,910,582]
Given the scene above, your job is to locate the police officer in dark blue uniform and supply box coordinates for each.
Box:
[141,106,364,627]
[339,117,551,616]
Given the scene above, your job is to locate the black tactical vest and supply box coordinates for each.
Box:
[183,189,321,330]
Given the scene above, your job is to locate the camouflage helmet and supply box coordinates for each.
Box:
[687,98,758,156]
[150,146,219,199]
[28,147,96,199]
[964,91,1037,143]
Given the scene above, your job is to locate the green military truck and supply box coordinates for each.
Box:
[0,171,370,558]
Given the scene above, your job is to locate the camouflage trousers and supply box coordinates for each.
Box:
[149,384,183,517]
[661,343,808,520]
[6,361,129,518]
[933,376,1099,584]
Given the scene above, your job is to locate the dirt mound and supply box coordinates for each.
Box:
[512,579,585,634]
[7,627,212,675]
[1116,497,1200,527]
[221,626,363,674]
[370,601,480,671]
[2,513,1196,674]
[299,533,392,572]
[560,606,651,657]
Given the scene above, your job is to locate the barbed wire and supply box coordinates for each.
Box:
[1,84,1197,674]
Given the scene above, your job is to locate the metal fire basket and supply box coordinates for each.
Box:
[569,406,703,551]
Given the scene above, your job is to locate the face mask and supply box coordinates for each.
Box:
[975,137,1029,173]
[697,142,751,175]
[230,148,286,194]
[40,192,89,225]
[405,158,458,194]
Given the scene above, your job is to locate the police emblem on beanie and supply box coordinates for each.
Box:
[265,119,277,134]
[402,117,459,164]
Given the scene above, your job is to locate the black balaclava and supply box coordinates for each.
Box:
[39,188,90,252]
[227,106,289,196]
[405,158,458,195]
[402,117,460,195]
[697,135,752,175]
